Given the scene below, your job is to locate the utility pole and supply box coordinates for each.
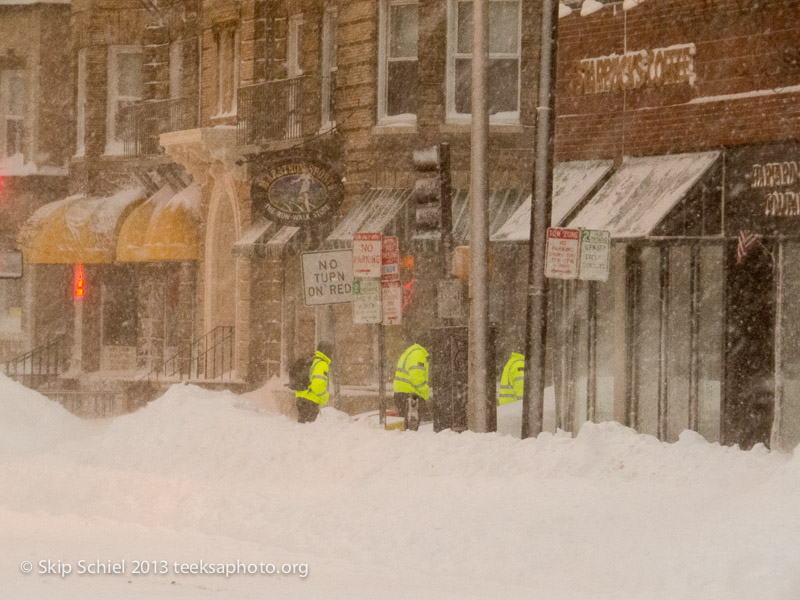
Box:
[468,0,491,432]
[522,0,560,439]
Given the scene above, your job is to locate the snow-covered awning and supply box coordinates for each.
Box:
[17,187,146,264]
[566,152,721,238]
[116,183,201,262]
[326,188,413,249]
[493,160,614,242]
[410,189,528,252]
[233,220,307,258]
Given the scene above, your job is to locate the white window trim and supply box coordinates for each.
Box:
[105,45,142,156]
[1,69,25,160]
[446,0,522,125]
[287,14,304,78]
[214,27,240,118]
[320,6,338,131]
[169,41,184,100]
[378,0,418,126]
[76,50,87,156]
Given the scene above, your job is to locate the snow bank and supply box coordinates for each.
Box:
[1,380,798,599]
[0,373,89,455]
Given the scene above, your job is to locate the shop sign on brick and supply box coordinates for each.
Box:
[579,229,611,282]
[381,280,403,325]
[544,228,581,279]
[353,232,382,278]
[352,278,382,324]
[301,250,353,306]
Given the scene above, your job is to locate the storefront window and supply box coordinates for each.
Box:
[777,241,800,450]
[0,278,22,334]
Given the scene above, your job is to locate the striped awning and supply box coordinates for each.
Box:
[493,160,614,242]
[412,189,528,252]
[233,219,315,258]
[566,151,721,238]
[325,188,413,249]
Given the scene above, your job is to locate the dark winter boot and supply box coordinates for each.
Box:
[406,396,419,431]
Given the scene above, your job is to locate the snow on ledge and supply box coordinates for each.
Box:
[689,84,800,104]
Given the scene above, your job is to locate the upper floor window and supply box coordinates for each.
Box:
[287,14,304,78]
[106,46,142,155]
[378,0,418,124]
[321,7,338,129]
[76,50,87,156]
[1,70,25,159]
[447,0,520,124]
[215,26,239,117]
[170,41,184,100]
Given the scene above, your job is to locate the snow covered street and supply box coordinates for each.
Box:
[1,374,799,599]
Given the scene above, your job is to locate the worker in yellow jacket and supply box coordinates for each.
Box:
[393,343,430,430]
[499,352,525,405]
[295,341,333,423]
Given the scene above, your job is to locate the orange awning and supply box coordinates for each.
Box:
[17,188,146,264]
[117,183,201,261]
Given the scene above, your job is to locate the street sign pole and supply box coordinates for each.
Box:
[378,324,386,427]
[468,0,491,433]
[523,0,560,439]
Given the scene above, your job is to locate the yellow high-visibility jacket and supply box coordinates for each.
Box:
[392,344,430,401]
[295,351,331,405]
[499,352,525,405]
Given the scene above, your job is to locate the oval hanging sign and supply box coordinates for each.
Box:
[251,158,344,226]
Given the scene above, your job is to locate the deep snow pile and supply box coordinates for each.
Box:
[1,374,799,599]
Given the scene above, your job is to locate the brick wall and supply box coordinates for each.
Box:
[555,0,800,161]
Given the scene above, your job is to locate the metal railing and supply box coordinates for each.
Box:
[237,77,304,146]
[2,334,67,389]
[121,97,198,157]
[147,326,235,382]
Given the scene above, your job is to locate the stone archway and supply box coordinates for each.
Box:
[205,172,241,334]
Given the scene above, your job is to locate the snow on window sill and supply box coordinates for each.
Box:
[373,114,417,134]
[318,121,336,134]
[103,141,125,157]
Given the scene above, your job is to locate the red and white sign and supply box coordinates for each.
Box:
[353,232,382,278]
[381,235,399,281]
[544,228,581,280]
[381,280,403,325]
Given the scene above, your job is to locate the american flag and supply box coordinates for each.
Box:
[737,230,761,264]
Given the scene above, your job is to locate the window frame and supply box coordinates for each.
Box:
[76,50,87,156]
[214,25,240,117]
[105,45,142,155]
[446,0,522,125]
[1,69,25,159]
[169,40,184,101]
[287,14,304,78]
[320,6,338,130]
[377,0,419,125]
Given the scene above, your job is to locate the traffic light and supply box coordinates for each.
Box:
[412,144,452,238]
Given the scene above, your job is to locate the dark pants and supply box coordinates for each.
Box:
[296,397,320,423]
[394,392,429,429]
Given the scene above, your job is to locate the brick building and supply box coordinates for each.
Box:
[0,0,71,363]
[494,0,800,450]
